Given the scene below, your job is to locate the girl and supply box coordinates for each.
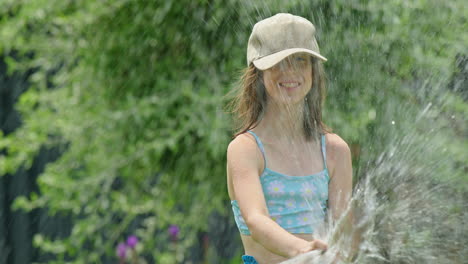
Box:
[227,13,352,264]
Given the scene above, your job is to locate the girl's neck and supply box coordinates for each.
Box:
[256,101,306,141]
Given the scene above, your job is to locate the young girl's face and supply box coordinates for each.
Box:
[262,53,313,105]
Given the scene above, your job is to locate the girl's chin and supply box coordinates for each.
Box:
[272,96,305,105]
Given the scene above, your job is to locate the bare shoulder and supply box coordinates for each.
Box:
[227,132,263,174]
[227,132,258,159]
[325,133,351,155]
[324,133,352,173]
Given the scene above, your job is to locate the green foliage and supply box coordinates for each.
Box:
[0,0,466,263]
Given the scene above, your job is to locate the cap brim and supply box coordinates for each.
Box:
[252,48,327,70]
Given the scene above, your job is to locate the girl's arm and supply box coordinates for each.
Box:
[327,134,353,221]
[227,134,326,258]
[326,134,354,262]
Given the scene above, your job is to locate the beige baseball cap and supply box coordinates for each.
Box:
[247,13,327,70]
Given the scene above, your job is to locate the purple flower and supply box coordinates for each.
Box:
[126,235,138,249]
[168,225,180,240]
[116,242,127,259]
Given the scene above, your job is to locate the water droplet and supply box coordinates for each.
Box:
[368,109,376,120]
[391,121,395,125]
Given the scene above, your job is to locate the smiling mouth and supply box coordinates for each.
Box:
[278,82,301,89]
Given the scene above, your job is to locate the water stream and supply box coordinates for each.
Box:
[282,99,467,263]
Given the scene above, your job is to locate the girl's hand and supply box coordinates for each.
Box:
[297,239,328,255]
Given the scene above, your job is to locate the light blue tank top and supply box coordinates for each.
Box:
[231,131,329,235]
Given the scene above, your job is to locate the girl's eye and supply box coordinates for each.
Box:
[295,57,307,62]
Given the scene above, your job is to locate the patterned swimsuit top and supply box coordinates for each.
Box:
[231,131,330,235]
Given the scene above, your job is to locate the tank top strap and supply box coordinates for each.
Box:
[247,130,267,167]
[321,134,328,170]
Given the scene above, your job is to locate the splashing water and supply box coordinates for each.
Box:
[282,101,467,263]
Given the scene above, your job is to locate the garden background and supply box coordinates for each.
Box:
[0,0,466,263]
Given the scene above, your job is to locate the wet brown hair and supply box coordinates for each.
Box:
[227,58,330,141]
